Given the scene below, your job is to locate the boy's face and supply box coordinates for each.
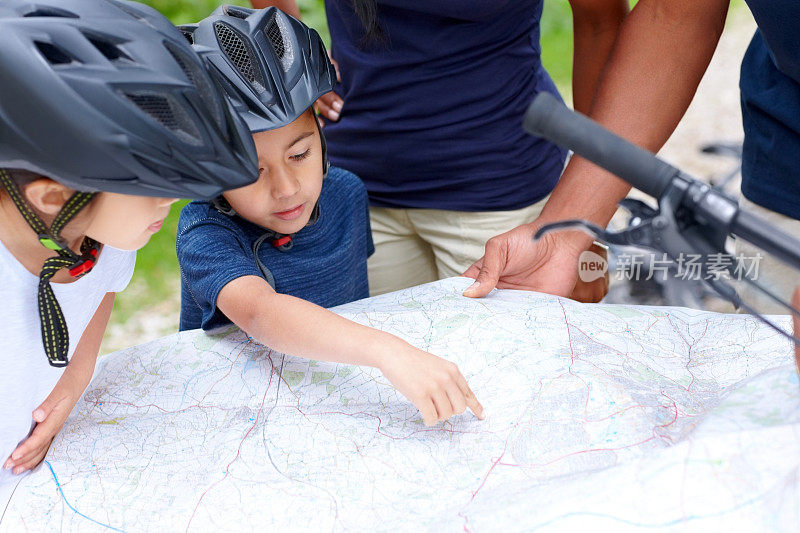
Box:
[20,178,176,251]
[83,192,178,251]
[222,110,324,235]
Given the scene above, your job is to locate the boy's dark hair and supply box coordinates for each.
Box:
[350,0,386,46]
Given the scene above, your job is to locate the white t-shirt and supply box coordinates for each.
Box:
[0,240,135,508]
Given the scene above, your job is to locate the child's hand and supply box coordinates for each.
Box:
[378,341,485,426]
[3,388,79,475]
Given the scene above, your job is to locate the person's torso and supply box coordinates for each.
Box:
[739,0,800,220]
[179,167,372,331]
[322,0,566,211]
[0,242,134,506]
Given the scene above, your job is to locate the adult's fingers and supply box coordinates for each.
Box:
[315,92,342,122]
[463,239,505,298]
[330,56,341,83]
[462,257,483,280]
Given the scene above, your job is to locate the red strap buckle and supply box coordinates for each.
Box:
[68,249,98,278]
[69,258,95,278]
[272,236,292,248]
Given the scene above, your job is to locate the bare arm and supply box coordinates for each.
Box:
[464,0,730,298]
[568,0,629,114]
[250,0,301,18]
[5,293,115,474]
[218,276,484,425]
[542,0,729,234]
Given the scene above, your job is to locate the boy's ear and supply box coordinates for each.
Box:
[23,178,74,216]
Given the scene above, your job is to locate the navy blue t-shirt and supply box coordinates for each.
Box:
[177,167,374,331]
[740,0,800,220]
[323,0,567,212]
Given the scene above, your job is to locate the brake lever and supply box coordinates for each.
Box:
[534,217,657,250]
[535,209,800,350]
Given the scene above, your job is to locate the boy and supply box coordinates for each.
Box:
[178,6,484,426]
[0,0,257,500]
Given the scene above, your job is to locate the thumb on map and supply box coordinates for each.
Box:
[462,255,501,299]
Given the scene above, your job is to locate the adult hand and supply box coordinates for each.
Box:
[378,341,485,426]
[462,221,605,302]
[314,55,342,126]
[569,243,610,303]
[3,386,80,474]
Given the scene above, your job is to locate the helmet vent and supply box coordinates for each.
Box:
[177,25,196,45]
[23,7,78,18]
[85,35,131,62]
[123,91,203,146]
[265,13,294,72]
[222,6,254,20]
[164,41,224,130]
[213,22,266,94]
[35,41,75,65]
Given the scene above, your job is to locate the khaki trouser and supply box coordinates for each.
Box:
[734,197,800,314]
[367,198,549,296]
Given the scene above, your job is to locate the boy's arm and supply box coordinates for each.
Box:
[4,292,115,474]
[218,276,485,426]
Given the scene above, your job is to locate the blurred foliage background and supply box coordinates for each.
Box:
[103,0,742,353]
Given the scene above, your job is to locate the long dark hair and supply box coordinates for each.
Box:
[350,0,386,45]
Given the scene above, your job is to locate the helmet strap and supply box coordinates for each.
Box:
[0,169,99,367]
[314,113,330,179]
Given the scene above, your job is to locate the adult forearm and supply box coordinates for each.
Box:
[570,0,629,114]
[542,0,729,232]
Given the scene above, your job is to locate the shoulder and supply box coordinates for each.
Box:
[322,166,368,204]
[176,201,247,247]
[178,201,220,231]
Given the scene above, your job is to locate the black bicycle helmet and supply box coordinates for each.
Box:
[0,0,258,200]
[183,5,336,134]
[0,0,258,367]
[182,6,335,253]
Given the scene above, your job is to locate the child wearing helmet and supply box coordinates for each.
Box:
[0,0,257,495]
[177,6,485,427]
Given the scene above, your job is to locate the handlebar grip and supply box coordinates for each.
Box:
[523,92,679,199]
[733,209,800,270]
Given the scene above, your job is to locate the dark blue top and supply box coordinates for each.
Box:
[177,167,374,331]
[740,0,800,220]
[323,0,567,212]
